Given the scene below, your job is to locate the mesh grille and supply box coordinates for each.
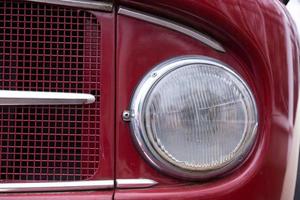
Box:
[0,0,101,182]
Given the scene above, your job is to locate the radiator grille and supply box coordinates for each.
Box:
[0,0,101,182]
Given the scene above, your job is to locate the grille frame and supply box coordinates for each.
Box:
[28,0,113,12]
[0,0,115,185]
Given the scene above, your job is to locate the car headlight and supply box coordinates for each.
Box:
[129,56,258,180]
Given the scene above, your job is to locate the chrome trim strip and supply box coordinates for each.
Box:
[118,7,226,53]
[28,0,113,12]
[116,179,158,189]
[0,179,158,192]
[0,90,95,105]
[0,180,114,193]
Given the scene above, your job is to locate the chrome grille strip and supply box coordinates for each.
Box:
[0,180,114,192]
[0,90,95,105]
[27,0,113,11]
[0,179,159,192]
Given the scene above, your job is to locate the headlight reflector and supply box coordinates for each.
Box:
[130,56,258,179]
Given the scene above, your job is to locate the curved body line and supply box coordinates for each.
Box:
[118,7,226,53]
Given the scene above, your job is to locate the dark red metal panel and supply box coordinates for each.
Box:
[115,0,299,199]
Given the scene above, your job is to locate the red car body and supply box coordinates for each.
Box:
[0,0,299,200]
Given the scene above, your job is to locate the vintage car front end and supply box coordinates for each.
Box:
[0,0,299,199]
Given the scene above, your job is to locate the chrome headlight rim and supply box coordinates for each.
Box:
[129,55,258,180]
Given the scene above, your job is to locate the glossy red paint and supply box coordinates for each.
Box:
[115,0,299,199]
[88,11,115,181]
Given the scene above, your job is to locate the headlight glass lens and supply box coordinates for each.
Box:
[131,56,258,178]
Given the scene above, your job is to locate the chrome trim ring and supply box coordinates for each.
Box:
[28,0,113,12]
[129,56,258,180]
[118,7,226,53]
